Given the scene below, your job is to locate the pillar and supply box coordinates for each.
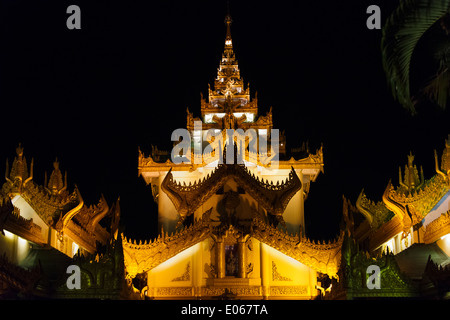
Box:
[216,241,225,278]
[237,240,246,278]
[260,242,269,299]
[193,242,203,297]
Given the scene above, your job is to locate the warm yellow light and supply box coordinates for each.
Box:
[264,243,304,267]
[205,113,226,124]
[384,238,395,254]
[18,236,27,248]
[17,236,29,259]
[152,243,200,273]
[4,230,14,239]
[233,113,254,122]
[72,242,80,257]
[441,234,450,241]
[11,195,20,205]
[225,40,232,46]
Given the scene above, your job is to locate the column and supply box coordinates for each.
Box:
[216,241,225,278]
[260,242,269,299]
[237,240,246,278]
[193,243,203,297]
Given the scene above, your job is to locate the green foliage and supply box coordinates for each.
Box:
[381,0,450,113]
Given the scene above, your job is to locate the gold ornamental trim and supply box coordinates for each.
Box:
[156,287,194,297]
[424,210,450,244]
[122,212,343,279]
[270,286,308,296]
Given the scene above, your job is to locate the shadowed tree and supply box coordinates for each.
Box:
[381,0,450,113]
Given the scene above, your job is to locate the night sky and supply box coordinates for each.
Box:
[1,0,450,242]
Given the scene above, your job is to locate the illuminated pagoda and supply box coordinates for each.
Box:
[122,13,341,300]
[322,137,450,299]
[0,144,124,299]
[1,6,450,301]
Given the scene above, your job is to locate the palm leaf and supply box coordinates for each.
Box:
[423,66,450,107]
[381,0,450,113]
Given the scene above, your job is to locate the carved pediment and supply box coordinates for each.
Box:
[161,164,301,229]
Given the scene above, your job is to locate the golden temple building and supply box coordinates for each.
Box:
[122,13,339,300]
[2,9,450,302]
[122,13,450,300]
[0,144,123,299]
[326,137,450,299]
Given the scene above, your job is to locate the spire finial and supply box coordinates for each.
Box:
[224,1,233,48]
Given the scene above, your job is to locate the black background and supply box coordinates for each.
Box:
[1,0,449,242]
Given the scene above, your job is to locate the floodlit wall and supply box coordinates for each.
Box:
[146,238,318,299]
[11,195,49,244]
[437,234,450,256]
[262,243,317,299]
[0,231,31,265]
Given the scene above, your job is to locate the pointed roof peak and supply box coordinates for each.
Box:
[224,14,233,50]
[225,0,232,24]
[224,0,233,50]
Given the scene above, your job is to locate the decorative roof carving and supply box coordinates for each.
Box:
[45,158,67,196]
[3,205,45,245]
[353,140,450,252]
[161,164,301,229]
[3,143,33,195]
[382,151,450,234]
[122,208,213,278]
[424,210,450,244]
[435,135,450,177]
[397,152,425,194]
[356,190,394,230]
[2,145,119,253]
[383,174,449,232]
[21,182,81,227]
[122,210,343,279]
[62,194,114,253]
[250,216,343,278]
[138,141,323,174]
[71,194,109,235]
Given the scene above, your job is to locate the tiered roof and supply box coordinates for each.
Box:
[0,144,120,254]
[138,12,324,175]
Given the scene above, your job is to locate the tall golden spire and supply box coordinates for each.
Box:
[224,11,233,52]
[209,9,244,104]
[201,6,259,127]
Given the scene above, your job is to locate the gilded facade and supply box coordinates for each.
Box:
[0,144,122,298]
[2,9,450,301]
[124,12,331,300]
[329,137,450,299]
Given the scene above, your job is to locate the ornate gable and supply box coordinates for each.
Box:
[161,164,301,228]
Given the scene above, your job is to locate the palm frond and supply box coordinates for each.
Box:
[381,0,450,113]
[423,66,450,107]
